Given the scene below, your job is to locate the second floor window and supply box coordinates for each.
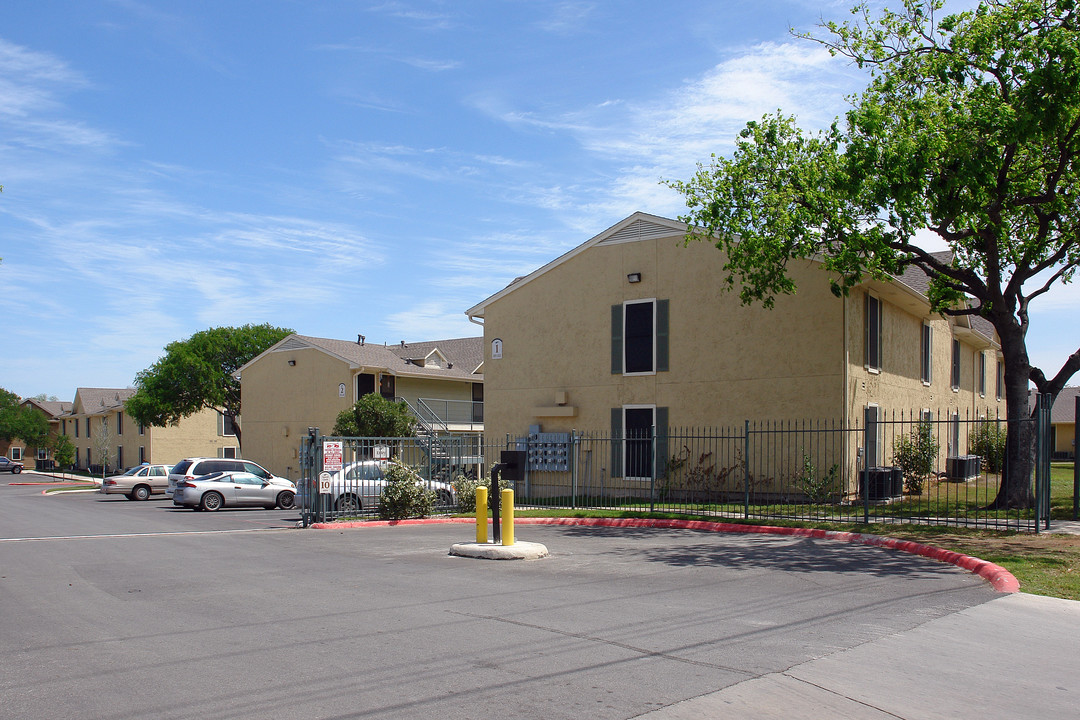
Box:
[865,294,882,371]
[951,339,961,390]
[920,323,932,384]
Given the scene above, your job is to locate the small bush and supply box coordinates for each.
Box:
[893,422,939,494]
[453,472,510,513]
[797,454,840,503]
[970,421,1007,473]
[378,464,435,520]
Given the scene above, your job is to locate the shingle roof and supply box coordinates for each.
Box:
[67,388,134,416]
[278,334,484,380]
[893,252,997,344]
[1030,386,1080,423]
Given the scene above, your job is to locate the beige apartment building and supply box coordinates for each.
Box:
[237,334,484,479]
[1,398,71,470]
[466,212,1005,496]
[60,388,237,472]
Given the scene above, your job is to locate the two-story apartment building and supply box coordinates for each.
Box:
[237,334,484,478]
[466,212,1004,497]
[60,388,237,472]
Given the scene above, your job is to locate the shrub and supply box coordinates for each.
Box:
[378,463,435,520]
[970,421,1007,473]
[332,393,415,437]
[797,454,840,503]
[453,472,510,513]
[892,422,939,494]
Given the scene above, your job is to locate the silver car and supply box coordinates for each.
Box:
[100,463,171,500]
[297,460,455,514]
[172,471,297,511]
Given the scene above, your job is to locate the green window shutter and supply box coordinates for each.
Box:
[610,407,623,477]
[611,304,623,374]
[654,406,669,479]
[656,299,669,372]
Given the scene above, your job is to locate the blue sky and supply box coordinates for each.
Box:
[1,0,1075,401]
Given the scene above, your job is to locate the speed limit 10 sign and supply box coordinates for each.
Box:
[318,472,333,494]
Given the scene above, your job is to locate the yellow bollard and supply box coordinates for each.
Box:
[475,486,488,543]
[501,488,514,546]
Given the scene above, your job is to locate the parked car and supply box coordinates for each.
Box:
[167,457,283,498]
[100,463,171,500]
[0,457,24,474]
[297,460,455,514]
[172,471,296,511]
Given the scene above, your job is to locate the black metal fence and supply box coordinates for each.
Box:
[300,398,1056,532]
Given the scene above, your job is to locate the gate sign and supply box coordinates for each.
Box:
[318,472,333,494]
[323,441,343,473]
[373,444,390,460]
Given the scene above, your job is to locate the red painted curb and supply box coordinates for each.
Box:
[310,515,1020,593]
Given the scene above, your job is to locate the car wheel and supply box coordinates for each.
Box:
[276,491,295,510]
[200,491,223,511]
[436,489,453,507]
[12,466,21,475]
[132,485,151,501]
[335,494,361,514]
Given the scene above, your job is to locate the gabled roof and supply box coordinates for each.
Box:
[466,212,686,319]
[467,211,1000,348]
[1030,386,1080,423]
[66,388,134,416]
[239,334,484,381]
[21,398,72,419]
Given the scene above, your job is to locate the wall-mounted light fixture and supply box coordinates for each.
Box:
[288,360,296,366]
[627,272,642,283]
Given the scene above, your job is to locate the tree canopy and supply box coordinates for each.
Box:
[0,387,49,449]
[332,393,416,438]
[125,324,293,448]
[666,0,1080,507]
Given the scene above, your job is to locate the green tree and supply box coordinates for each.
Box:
[52,434,75,469]
[0,388,49,451]
[125,324,293,449]
[667,0,1080,508]
[332,393,416,437]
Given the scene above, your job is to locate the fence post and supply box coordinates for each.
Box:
[862,407,870,525]
[743,420,750,519]
[650,425,657,514]
[1074,394,1079,522]
[571,432,580,510]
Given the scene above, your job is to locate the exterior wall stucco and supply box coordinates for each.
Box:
[482,235,846,442]
[64,407,230,471]
[240,346,482,479]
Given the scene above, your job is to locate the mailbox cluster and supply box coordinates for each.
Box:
[526,431,571,472]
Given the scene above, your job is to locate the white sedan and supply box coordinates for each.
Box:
[172,471,296,511]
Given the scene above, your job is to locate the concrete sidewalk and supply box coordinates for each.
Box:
[641,592,1079,719]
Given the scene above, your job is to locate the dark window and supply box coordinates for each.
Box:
[62,419,67,435]
[223,447,238,459]
[116,412,123,435]
[951,339,961,390]
[472,382,484,423]
[920,323,932,384]
[138,423,145,436]
[117,446,123,469]
[624,407,654,478]
[624,301,654,373]
[866,294,882,370]
[86,417,91,438]
[379,374,396,399]
[139,446,146,464]
[221,414,237,437]
[978,352,986,396]
[357,373,375,397]
[996,360,1004,400]
[74,419,78,438]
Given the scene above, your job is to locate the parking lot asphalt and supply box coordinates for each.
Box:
[3,475,1079,719]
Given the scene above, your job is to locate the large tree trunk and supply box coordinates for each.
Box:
[989,322,1035,509]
